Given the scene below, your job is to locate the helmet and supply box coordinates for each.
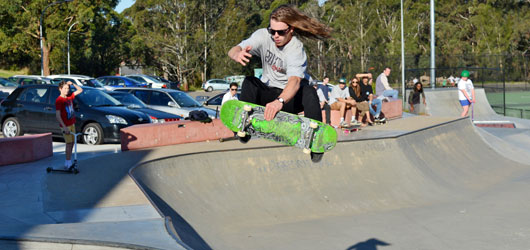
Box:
[339,77,346,84]
[461,70,470,77]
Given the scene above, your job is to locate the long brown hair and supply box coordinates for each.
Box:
[271,5,331,39]
[351,80,361,97]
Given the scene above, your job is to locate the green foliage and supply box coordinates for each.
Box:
[0,0,528,84]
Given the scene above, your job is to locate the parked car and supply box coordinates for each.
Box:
[96,76,148,89]
[113,87,217,119]
[106,91,182,123]
[0,77,18,94]
[201,91,240,111]
[8,75,58,85]
[125,74,165,88]
[149,75,180,90]
[47,74,109,90]
[0,85,151,145]
[224,75,245,85]
[202,79,230,92]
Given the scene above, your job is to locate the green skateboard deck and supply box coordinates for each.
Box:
[220,100,337,153]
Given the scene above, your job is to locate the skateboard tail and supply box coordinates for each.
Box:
[311,125,337,152]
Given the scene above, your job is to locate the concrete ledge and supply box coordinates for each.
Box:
[323,99,403,127]
[382,99,403,119]
[120,119,234,151]
[0,133,53,166]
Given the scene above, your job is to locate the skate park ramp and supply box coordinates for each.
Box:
[130,118,530,250]
[424,88,530,128]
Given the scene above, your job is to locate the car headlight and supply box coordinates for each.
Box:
[106,115,128,124]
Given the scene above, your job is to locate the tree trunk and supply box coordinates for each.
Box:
[43,38,51,76]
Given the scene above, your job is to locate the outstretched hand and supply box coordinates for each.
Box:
[264,100,283,121]
[236,46,252,66]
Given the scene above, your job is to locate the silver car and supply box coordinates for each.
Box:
[0,77,18,100]
[201,79,230,92]
[113,87,217,119]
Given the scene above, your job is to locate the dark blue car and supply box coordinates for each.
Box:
[97,76,148,89]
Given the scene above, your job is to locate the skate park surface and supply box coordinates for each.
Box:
[1,93,530,249]
[424,88,530,129]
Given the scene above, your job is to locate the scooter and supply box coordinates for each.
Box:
[46,132,83,174]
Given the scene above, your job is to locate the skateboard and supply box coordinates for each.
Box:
[46,132,82,174]
[341,124,361,134]
[220,100,337,154]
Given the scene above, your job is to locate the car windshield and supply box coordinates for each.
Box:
[169,91,202,108]
[0,78,18,87]
[110,93,146,108]
[76,88,122,107]
[82,79,105,88]
[143,75,163,83]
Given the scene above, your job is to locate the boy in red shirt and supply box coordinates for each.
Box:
[55,81,83,169]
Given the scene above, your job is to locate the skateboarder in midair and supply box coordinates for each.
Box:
[228,4,331,161]
[55,80,83,169]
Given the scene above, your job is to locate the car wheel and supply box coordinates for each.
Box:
[207,86,213,92]
[2,117,23,137]
[82,123,103,145]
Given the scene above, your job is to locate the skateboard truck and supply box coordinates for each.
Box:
[302,122,319,154]
[46,132,83,174]
[237,104,253,137]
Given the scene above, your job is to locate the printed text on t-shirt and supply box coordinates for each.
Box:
[265,49,286,74]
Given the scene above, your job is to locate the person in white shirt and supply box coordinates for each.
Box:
[312,80,331,125]
[458,70,475,117]
[221,82,239,105]
[329,77,359,127]
[375,67,398,99]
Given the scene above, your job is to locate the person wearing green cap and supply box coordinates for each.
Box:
[329,77,359,127]
[458,70,475,117]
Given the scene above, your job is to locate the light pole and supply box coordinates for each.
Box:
[400,0,406,109]
[430,0,435,89]
[67,21,78,75]
[40,0,73,76]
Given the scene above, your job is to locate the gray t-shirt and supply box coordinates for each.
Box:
[238,28,308,89]
[329,85,350,105]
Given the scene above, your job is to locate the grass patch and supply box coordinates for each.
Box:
[0,68,29,78]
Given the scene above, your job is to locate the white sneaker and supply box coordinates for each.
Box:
[340,121,349,127]
[351,120,361,126]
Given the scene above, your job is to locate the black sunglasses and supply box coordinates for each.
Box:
[230,88,237,91]
[267,26,290,36]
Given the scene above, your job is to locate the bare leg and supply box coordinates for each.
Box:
[461,105,469,117]
[339,102,346,120]
[65,142,73,161]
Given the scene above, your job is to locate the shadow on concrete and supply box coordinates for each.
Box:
[141,185,211,250]
[346,238,391,250]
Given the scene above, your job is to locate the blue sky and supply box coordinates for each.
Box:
[115,0,135,13]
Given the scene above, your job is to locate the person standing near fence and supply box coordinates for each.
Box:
[408,80,426,115]
[458,70,475,117]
